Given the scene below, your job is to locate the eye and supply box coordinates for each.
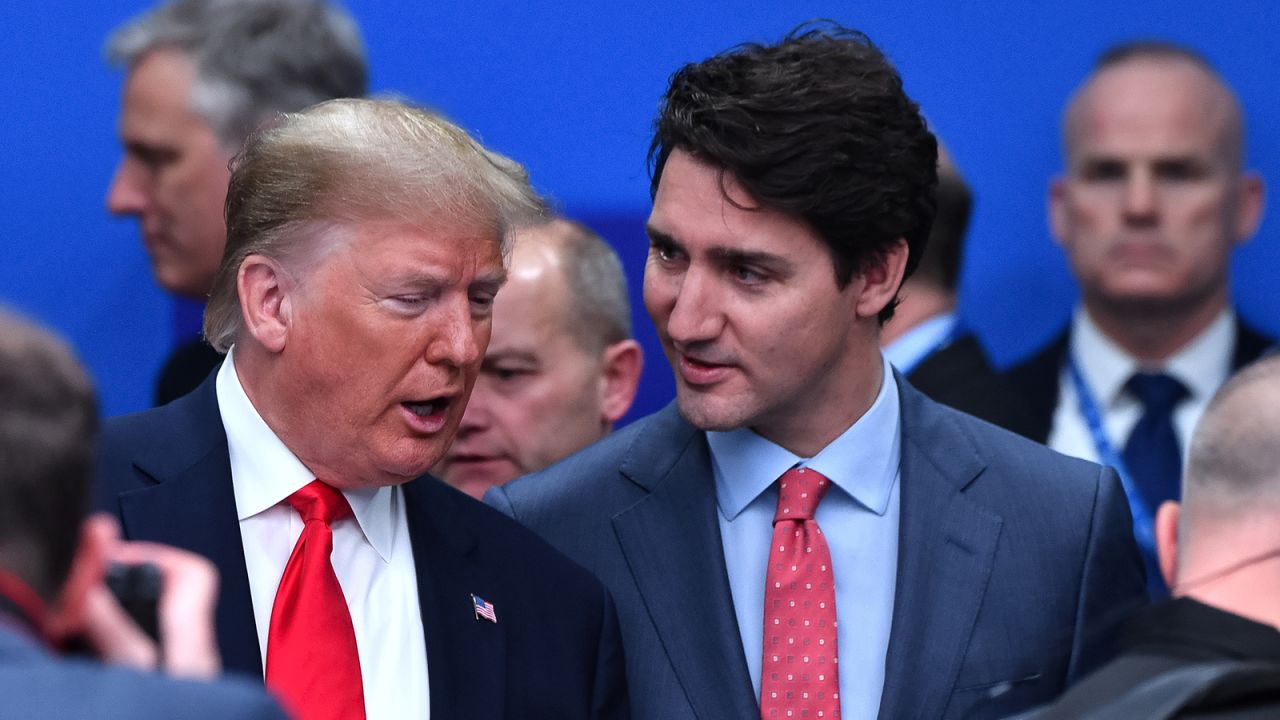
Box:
[731,264,766,284]
[651,241,683,264]
[469,292,497,316]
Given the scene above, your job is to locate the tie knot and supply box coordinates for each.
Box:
[287,480,353,525]
[773,467,831,523]
[1126,372,1189,413]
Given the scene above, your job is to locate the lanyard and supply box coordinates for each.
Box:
[896,322,962,377]
[1067,355,1156,558]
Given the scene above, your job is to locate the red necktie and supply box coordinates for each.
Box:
[760,467,840,720]
[266,480,366,720]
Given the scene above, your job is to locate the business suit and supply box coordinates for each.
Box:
[487,375,1147,720]
[1002,318,1275,444]
[906,331,1038,438]
[0,624,286,720]
[94,374,628,720]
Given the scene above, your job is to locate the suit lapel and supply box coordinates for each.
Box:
[403,478,505,719]
[114,378,262,677]
[611,407,759,720]
[878,378,1002,720]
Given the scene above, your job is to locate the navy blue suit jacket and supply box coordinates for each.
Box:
[487,375,1147,720]
[94,374,628,720]
[0,625,285,720]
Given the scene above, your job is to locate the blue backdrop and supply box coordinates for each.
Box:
[2,1,1277,421]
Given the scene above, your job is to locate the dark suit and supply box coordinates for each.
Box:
[94,375,628,720]
[155,337,223,406]
[906,331,1038,438]
[1002,318,1275,444]
[0,623,286,720]
[486,376,1147,720]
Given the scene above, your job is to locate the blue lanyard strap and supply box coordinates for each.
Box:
[1067,355,1156,557]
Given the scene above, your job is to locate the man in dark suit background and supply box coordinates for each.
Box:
[95,98,627,720]
[0,307,286,720]
[1004,41,1271,596]
[488,24,1145,720]
[104,0,367,405]
[881,143,1035,435]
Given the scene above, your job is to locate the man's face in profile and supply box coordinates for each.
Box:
[438,236,611,498]
[272,219,506,489]
[1050,59,1259,315]
[107,47,232,298]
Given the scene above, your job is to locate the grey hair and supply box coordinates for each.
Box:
[1184,355,1280,517]
[0,307,97,600]
[523,219,633,355]
[203,98,546,351]
[106,0,367,150]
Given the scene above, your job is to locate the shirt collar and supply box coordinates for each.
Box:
[216,348,396,562]
[883,311,958,371]
[709,354,902,520]
[1072,307,1235,408]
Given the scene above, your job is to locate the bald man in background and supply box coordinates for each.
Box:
[437,219,644,499]
[1021,355,1280,718]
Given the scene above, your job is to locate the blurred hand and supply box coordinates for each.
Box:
[76,514,222,679]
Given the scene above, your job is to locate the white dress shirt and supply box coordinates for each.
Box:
[1048,307,1235,464]
[710,355,902,720]
[216,351,430,720]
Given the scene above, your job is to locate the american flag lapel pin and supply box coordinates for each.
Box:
[471,593,498,623]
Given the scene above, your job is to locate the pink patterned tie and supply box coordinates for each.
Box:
[760,467,840,719]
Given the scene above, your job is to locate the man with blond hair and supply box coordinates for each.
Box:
[95,99,627,720]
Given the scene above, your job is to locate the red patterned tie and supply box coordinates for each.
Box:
[760,467,840,720]
[266,480,366,720]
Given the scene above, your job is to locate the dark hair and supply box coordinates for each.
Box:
[648,21,938,322]
[0,308,97,600]
[913,160,973,292]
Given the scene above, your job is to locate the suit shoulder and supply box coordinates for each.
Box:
[495,406,685,516]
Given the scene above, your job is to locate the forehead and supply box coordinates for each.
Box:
[649,150,830,261]
[1067,60,1234,161]
[120,48,212,138]
[489,239,575,344]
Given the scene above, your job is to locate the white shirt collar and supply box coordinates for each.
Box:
[709,355,902,520]
[1071,306,1236,408]
[883,311,958,371]
[216,348,397,562]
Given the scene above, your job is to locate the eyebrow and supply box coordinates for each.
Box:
[646,224,788,269]
[483,349,539,365]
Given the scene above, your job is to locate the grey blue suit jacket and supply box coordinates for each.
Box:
[93,373,628,720]
[487,375,1147,720]
[0,625,286,720]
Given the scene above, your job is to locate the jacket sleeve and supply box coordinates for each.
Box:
[1067,465,1149,681]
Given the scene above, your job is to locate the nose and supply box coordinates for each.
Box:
[662,265,722,345]
[1121,167,1158,227]
[457,375,495,434]
[426,297,485,369]
[106,158,148,217]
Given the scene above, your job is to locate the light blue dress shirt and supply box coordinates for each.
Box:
[883,311,958,376]
[710,355,902,720]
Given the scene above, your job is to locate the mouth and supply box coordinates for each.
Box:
[677,353,736,387]
[400,397,452,434]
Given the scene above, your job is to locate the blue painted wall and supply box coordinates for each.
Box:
[2,1,1277,421]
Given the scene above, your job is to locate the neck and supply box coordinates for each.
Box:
[1175,521,1280,630]
[1083,291,1228,363]
[754,338,885,458]
[881,282,956,347]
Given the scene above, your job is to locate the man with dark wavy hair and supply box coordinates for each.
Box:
[489,23,1146,720]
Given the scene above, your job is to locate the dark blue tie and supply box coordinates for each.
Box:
[1122,372,1189,598]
